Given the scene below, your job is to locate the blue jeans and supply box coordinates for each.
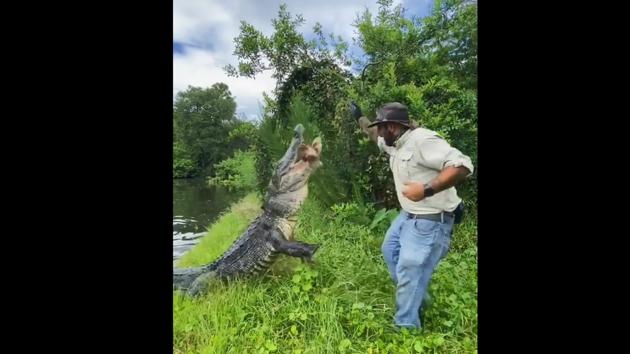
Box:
[381,211,453,329]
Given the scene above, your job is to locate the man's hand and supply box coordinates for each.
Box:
[350,102,362,121]
[402,181,425,202]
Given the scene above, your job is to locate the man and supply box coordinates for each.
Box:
[350,102,474,330]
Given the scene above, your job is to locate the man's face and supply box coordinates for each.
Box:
[377,123,398,146]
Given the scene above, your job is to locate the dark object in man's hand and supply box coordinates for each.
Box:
[350,101,362,121]
[454,202,464,224]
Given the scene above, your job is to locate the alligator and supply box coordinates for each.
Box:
[173,124,323,296]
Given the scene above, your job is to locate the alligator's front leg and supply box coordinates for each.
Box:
[274,238,320,263]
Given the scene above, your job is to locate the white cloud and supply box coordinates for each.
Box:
[173,0,234,47]
[173,47,276,121]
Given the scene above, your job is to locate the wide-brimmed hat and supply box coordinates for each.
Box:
[367,102,412,128]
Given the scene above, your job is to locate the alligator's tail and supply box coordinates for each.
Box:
[173,266,205,291]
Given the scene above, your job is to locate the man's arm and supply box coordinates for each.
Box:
[350,102,379,143]
[358,116,379,143]
[402,166,471,202]
[402,134,474,202]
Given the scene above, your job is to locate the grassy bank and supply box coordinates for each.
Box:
[176,192,262,268]
[173,196,477,353]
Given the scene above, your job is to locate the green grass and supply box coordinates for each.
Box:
[174,196,477,354]
[176,192,262,268]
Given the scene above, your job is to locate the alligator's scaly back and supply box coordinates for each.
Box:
[173,124,323,296]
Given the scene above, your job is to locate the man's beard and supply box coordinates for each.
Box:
[383,131,397,146]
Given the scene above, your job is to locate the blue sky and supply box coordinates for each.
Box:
[173,0,433,121]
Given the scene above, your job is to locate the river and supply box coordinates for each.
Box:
[173,178,245,262]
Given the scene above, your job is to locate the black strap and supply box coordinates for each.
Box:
[406,211,454,222]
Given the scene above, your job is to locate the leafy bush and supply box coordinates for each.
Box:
[208,150,257,191]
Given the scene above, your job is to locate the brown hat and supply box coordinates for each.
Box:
[367,102,412,128]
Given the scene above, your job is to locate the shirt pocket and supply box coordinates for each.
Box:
[397,150,414,180]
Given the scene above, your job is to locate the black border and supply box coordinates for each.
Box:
[17,1,175,352]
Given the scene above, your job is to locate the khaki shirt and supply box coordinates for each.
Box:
[360,118,474,214]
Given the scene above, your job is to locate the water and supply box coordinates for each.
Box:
[173,178,246,262]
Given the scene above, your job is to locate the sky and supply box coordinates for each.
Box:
[173,0,433,121]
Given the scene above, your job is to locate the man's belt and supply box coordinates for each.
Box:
[406,211,454,222]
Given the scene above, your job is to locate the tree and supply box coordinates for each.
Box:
[224,3,310,85]
[173,83,237,173]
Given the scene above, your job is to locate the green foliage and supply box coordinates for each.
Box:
[369,207,400,234]
[228,121,258,152]
[252,132,274,199]
[330,202,373,225]
[225,4,310,83]
[419,0,478,90]
[173,141,199,178]
[207,150,257,192]
[274,58,352,131]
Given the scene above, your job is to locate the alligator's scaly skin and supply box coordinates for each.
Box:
[173,124,322,296]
